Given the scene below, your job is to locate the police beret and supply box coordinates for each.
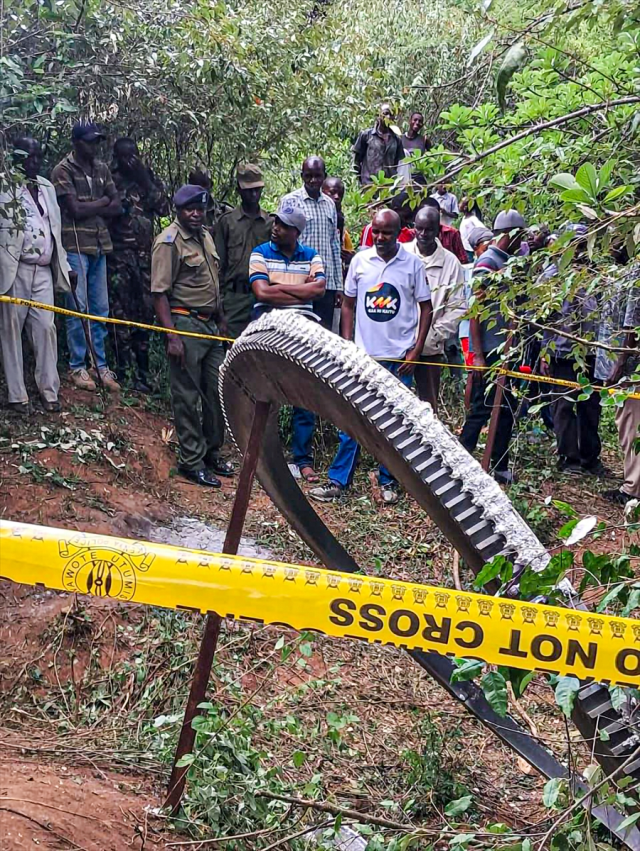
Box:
[174,184,209,208]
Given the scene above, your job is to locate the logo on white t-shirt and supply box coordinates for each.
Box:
[364,282,400,322]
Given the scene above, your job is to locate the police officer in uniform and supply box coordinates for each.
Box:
[151,184,234,487]
[214,163,273,338]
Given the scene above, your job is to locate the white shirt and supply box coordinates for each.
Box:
[345,245,431,360]
[19,186,53,266]
[404,239,466,355]
[459,214,483,252]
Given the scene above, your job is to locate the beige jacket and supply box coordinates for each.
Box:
[404,239,466,356]
[0,176,71,295]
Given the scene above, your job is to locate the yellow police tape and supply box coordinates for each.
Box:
[2,293,639,399]
[1,520,638,687]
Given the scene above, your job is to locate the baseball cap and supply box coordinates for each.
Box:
[468,226,494,250]
[494,209,527,232]
[237,163,265,190]
[173,184,209,208]
[275,200,306,234]
[72,122,106,142]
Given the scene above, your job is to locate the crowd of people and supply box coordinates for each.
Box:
[1,108,639,508]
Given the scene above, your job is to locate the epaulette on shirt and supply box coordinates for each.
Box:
[159,224,179,244]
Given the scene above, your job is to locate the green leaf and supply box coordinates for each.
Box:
[551,500,578,518]
[550,173,579,191]
[618,812,640,832]
[558,245,576,274]
[496,42,527,111]
[557,518,579,541]
[622,588,640,616]
[603,185,631,204]
[598,159,616,188]
[542,777,564,808]
[505,668,535,698]
[609,686,629,710]
[555,676,580,717]
[292,750,306,767]
[445,795,473,818]
[481,671,508,717]
[575,163,598,200]
[596,583,625,612]
[451,658,484,682]
[474,556,505,589]
[560,188,592,204]
[176,753,195,767]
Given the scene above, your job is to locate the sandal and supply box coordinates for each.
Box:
[300,466,320,483]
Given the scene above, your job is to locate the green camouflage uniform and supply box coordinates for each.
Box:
[108,166,168,383]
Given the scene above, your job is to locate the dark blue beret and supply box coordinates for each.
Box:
[174,184,209,208]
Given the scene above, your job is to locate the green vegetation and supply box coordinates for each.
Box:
[2,0,640,847]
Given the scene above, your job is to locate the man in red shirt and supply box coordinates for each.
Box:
[359,195,467,264]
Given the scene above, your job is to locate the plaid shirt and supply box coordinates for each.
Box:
[51,152,117,255]
[282,187,342,291]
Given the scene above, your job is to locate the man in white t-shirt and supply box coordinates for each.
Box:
[404,205,466,413]
[310,209,432,505]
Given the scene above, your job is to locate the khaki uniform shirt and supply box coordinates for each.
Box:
[51,152,116,255]
[214,206,273,296]
[151,221,221,313]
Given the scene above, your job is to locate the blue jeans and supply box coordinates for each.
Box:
[328,361,413,489]
[292,407,316,469]
[65,252,109,371]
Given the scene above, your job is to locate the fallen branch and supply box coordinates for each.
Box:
[257,791,418,832]
[424,96,640,188]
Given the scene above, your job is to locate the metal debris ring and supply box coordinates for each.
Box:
[220,311,639,842]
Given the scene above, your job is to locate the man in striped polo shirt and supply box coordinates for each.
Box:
[250,202,326,482]
[249,201,326,321]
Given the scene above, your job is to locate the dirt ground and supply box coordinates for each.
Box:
[0,375,634,849]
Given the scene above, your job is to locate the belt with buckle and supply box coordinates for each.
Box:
[171,306,216,322]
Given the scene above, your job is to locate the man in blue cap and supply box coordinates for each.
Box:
[52,122,122,392]
[151,184,233,488]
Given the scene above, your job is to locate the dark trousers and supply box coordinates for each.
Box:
[415,354,445,413]
[459,352,516,472]
[169,314,225,471]
[312,289,337,331]
[549,356,601,469]
[292,290,337,468]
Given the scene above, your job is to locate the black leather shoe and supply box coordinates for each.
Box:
[179,467,222,487]
[204,456,235,477]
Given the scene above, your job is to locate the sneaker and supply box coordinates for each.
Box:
[493,469,517,485]
[70,368,96,392]
[97,368,121,393]
[381,486,399,505]
[603,488,632,505]
[309,483,344,502]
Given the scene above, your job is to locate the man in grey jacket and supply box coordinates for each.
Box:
[0,137,72,412]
